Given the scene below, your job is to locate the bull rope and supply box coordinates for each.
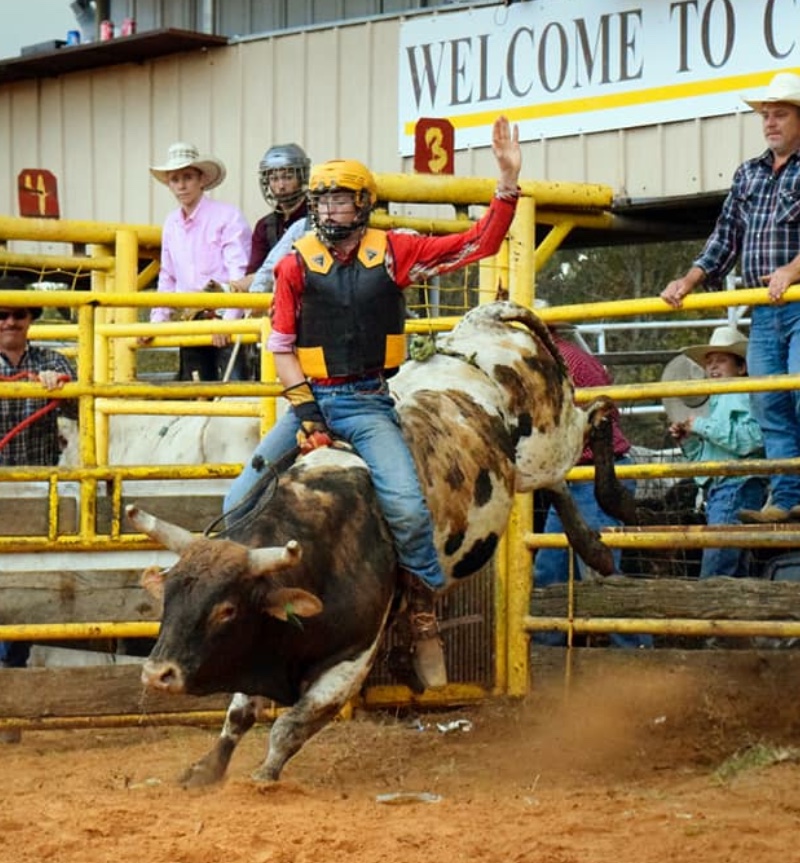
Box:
[203,444,301,538]
[0,372,70,452]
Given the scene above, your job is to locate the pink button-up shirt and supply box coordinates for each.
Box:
[151,196,252,323]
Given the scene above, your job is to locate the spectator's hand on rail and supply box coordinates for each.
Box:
[212,333,231,348]
[661,278,692,309]
[229,275,254,293]
[762,265,798,303]
[38,370,69,391]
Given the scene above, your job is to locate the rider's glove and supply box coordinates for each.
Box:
[283,381,333,454]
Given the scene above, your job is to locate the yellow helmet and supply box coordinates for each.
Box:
[308,159,377,242]
[308,159,377,205]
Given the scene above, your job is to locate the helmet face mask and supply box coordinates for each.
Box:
[258,143,310,209]
[308,160,377,244]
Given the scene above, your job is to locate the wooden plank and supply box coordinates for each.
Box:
[0,496,77,534]
[531,574,800,620]
[96,494,225,533]
[0,570,157,624]
[0,665,232,718]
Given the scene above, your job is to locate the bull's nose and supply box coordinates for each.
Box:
[141,660,186,693]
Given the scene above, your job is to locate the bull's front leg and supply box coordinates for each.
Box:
[251,627,387,783]
[179,692,263,788]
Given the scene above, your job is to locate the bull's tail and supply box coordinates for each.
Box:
[473,300,570,379]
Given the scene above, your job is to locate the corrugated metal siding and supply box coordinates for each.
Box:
[0,15,764,230]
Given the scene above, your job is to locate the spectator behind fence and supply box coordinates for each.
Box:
[660,71,800,524]
[230,143,311,295]
[532,311,652,649]
[141,142,252,382]
[0,276,77,742]
[669,326,767,577]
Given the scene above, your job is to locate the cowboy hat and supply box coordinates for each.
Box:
[0,274,42,319]
[682,325,748,365]
[742,71,800,111]
[150,142,226,190]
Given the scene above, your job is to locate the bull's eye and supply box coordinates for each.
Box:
[209,601,238,629]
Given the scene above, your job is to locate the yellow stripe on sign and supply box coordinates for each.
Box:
[403,68,780,136]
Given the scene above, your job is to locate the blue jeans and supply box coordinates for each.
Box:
[533,457,652,649]
[225,376,445,590]
[701,477,767,578]
[0,641,29,668]
[747,303,800,510]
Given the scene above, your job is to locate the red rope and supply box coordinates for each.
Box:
[0,373,71,452]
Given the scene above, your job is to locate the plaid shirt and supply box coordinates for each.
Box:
[0,344,77,466]
[695,148,800,289]
[552,334,630,465]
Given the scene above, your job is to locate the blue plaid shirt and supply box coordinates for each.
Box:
[695,148,800,289]
[0,344,77,466]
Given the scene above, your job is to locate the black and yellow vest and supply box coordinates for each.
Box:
[293,229,406,379]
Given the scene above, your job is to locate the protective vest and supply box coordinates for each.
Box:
[293,229,406,379]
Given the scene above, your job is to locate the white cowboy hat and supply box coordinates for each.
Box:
[150,141,226,190]
[742,71,800,111]
[681,325,749,365]
[661,353,710,425]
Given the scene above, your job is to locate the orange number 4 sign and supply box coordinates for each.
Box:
[18,169,60,218]
[414,118,454,175]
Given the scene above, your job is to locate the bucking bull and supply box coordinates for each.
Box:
[126,300,615,787]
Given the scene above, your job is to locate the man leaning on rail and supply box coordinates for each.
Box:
[661,71,800,524]
[0,275,77,743]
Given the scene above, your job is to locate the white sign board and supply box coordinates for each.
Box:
[398,0,799,155]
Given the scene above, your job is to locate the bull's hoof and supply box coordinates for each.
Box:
[178,759,227,789]
[586,396,615,430]
[251,764,280,784]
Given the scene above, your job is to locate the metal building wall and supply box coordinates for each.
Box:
[0,12,765,234]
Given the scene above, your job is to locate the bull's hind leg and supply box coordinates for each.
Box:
[587,399,641,525]
[252,638,383,783]
[547,480,615,576]
[179,692,263,788]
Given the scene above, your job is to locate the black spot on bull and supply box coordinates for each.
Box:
[474,468,493,507]
[451,533,500,580]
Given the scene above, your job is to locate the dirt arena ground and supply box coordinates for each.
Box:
[2,655,799,863]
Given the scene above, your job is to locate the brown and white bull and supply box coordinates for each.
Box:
[127,300,614,787]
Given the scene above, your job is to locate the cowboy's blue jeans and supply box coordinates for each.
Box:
[225,376,445,590]
[701,477,767,577]
[0,641,29,668]
[532,456,652,649]
[747,303,800,510]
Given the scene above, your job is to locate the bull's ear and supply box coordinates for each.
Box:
[141,565,167,601]
[265,588,323,621]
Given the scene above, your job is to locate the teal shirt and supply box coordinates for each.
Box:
[681,391,764,487]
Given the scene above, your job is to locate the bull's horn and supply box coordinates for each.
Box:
[248,540,302,576]
[125,504,194,553]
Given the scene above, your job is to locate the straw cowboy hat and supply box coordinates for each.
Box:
[743,71,800,111]
[149,142,226,190]
[681,325,749,365]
